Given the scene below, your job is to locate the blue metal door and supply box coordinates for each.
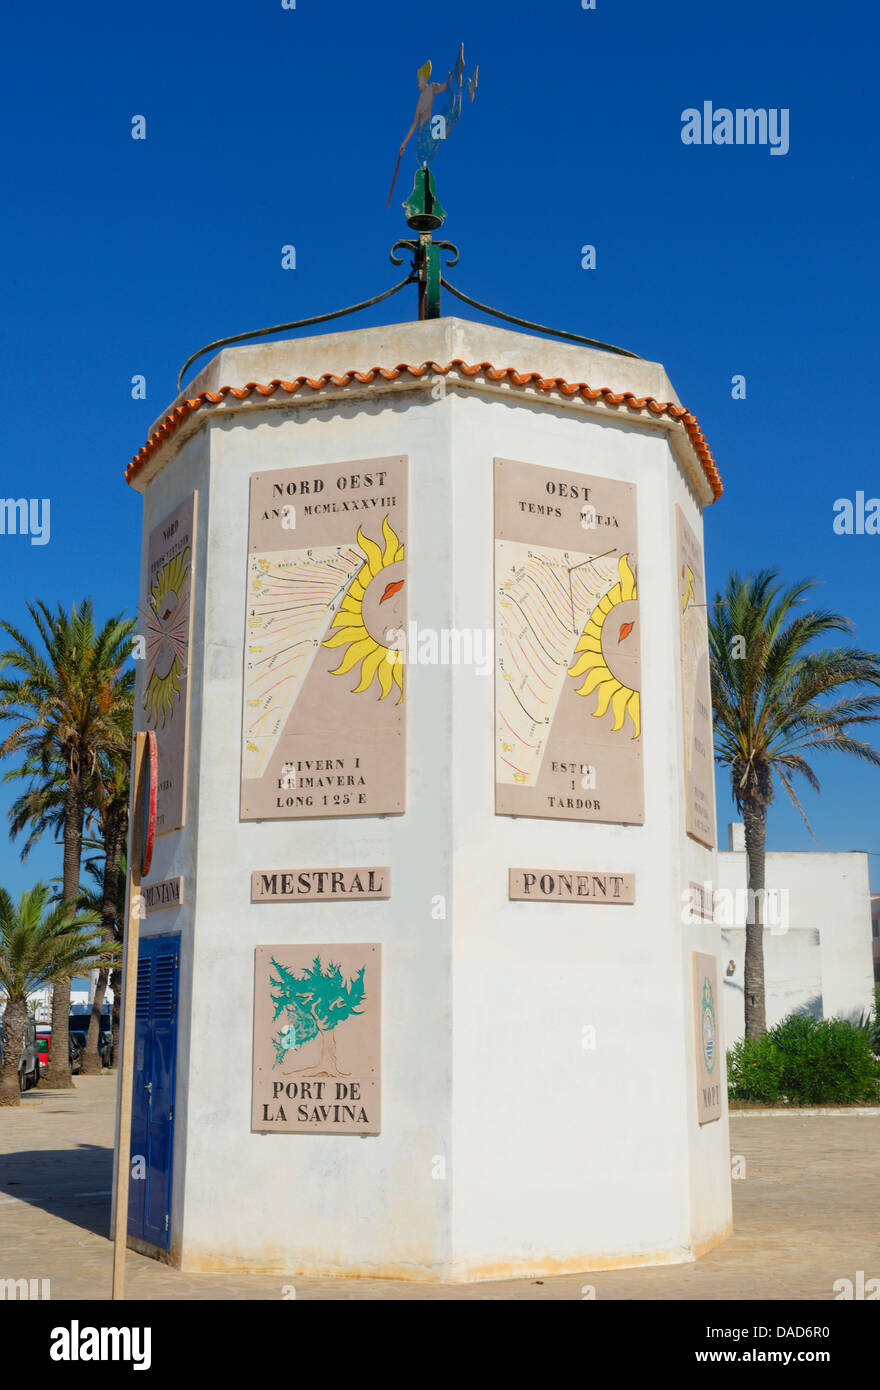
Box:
[128,934,179,1249]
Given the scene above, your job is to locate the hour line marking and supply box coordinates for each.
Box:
[566,548,617,634]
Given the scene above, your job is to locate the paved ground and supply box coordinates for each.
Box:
[1,1076,877,1300]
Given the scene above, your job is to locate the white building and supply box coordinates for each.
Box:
[717,823,875,1039]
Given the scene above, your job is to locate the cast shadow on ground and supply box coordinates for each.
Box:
[0,1143,113,1238]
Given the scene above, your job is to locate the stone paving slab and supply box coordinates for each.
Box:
[1,1077,877,1300]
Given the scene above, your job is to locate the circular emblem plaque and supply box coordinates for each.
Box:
[701,977,717,1074]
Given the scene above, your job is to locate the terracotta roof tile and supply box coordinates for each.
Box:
[125,359,722,500]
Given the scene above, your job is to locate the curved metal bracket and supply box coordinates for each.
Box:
[389,239,418,267]
[176,276,415,391]
[440,277,641,359]
[433,240,460,269]
[389,238,461,318]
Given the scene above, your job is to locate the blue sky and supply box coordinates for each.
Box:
[0,0,878,895]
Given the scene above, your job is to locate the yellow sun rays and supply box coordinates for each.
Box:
[323,517,405,702]
[681,564,696,614]
[567,554,640,737]
[143,547,190,728]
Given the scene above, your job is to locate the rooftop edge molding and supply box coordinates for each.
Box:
[125,359,722,505]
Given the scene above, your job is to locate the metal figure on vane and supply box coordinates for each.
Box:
[387,44,478,207]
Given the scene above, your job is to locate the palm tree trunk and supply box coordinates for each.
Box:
[81,969,109,1074]
[0,997,28,1106]
[44,773,84,1088]
[742,795,768,1039]
[81,823,122,1075]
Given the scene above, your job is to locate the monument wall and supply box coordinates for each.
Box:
[118,318,731,1279]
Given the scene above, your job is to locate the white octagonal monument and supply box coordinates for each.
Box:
[114,315,731,1281]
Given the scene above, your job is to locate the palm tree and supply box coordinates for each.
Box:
[77,756,130,1073]
[5,761,73,861]
[0,884,118,1106]
[7,760,104,1070]
[7,718,132,1074]
[74,843,128,1066]
[0,600,135,1086]
[709,572,880,1038]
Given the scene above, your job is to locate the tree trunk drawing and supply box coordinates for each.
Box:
[283,1023,350,1078]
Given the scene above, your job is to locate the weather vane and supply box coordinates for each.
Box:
[386,43,478,208]
[177,44,639,389]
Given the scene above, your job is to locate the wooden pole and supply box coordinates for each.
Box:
[386,150,403,209]
[111,731,147,1301]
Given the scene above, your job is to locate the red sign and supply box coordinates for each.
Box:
[141,731,158,877]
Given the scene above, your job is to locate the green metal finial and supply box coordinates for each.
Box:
[403,167,446,232]
[389,168,458,320]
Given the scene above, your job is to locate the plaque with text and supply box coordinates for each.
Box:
[252,944,381,1134]
[242,458,407,820]
[693,951,722,1124]
[687,881,715,922]
[142,493,197,835]
[677,507,716,847]
[251,867,390,902]
[143,876,184,913]
[494,459,643,824]
[509,868,635,903]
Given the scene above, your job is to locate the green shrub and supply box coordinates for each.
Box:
[854,984,880,1051]
[727,1012,880,1106]
[727,1034,786,1104]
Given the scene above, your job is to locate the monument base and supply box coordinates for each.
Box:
[171,1219,733,1282]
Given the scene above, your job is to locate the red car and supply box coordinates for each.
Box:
[34,1026,83,1076]
[34,1026,51,1075]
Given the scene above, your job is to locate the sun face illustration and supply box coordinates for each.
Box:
[567,553,640,737]
[322,517,405,702]
[143,547,191,728]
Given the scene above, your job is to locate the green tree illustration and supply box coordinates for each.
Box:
[270,955,365,1078]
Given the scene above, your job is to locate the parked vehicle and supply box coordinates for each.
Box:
[21,1019,39,1089]
[0,1018,40,1092]
[33,1024,88,1078]
[35,1025,51,1075]
[68,1013,113,1068]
